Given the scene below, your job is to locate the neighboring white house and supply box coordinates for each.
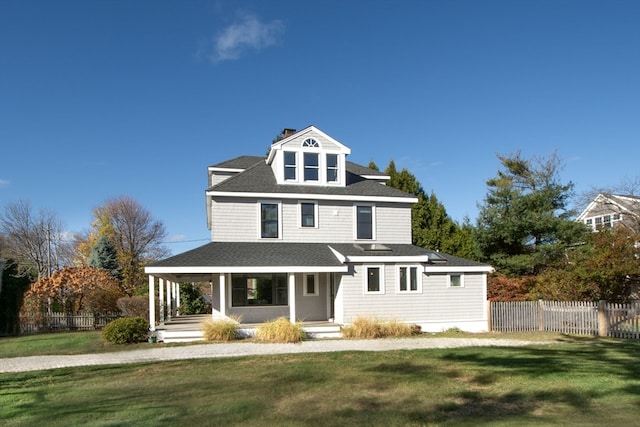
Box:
[145,126,493,333]
[577,193,640,233]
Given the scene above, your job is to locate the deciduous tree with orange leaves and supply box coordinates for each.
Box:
[22,265,125,314]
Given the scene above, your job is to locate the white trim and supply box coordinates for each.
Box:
[303,273,319,296]
[328,246,347,263]
[208,190,418,204]
[208,166,246,173]
[258,200,282,240]
[348,255,430,263]
[396,265,423,293]
[363,264,385,295]
[354,203,376,240]
[423,265,493,273]
[145,266,349,274]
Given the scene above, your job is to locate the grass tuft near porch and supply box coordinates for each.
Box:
[254,317,306,343]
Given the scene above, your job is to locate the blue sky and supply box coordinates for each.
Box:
[1,0,639,255]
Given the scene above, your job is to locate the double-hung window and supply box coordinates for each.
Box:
[398,266,420,292]
[356,204,374,240]
[304,152,319,181]
[284,151,296,181]
[326,153,338,182]
[260,202,280,238]
[300,202,317,228]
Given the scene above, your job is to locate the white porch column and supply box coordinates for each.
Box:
[219,274,226,317]
[288,273,296,323]
[166,280,172,319]
[159,278,165,325]
[175,283,181,316]
[148,275,156,332]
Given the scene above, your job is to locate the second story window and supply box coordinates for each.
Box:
[356,204,374,240]
[284,151,296,180]
[300,202,316,227]
[261,202,279,238]
[326,153,338,182]
[304,152,319,181]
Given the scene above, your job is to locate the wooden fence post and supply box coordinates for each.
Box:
[538,300,544,331]
[598,300,609,337]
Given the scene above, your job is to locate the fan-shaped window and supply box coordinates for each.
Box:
[302,138,319,148]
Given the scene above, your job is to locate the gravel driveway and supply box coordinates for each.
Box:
[0,337,551,373]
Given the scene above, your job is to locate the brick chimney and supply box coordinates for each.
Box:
[282,128,296,139]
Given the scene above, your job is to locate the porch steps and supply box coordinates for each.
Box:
[156,318,343,343]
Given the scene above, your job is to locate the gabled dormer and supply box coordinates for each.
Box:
[267,126,351,187]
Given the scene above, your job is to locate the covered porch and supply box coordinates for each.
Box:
[144,242,349,342]
[154,314,342,342]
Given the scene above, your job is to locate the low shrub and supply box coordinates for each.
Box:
[202,318,238,341]
[342,316,415,339]
[255,317,305,343]
[103,317,150,344]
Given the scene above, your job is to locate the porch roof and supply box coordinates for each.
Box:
[145,241,493,282]
[145,242,349,281]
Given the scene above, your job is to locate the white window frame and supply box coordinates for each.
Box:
[354,203,376,240]
[396,265,422,293]
[326,153,339,183]
[298,201,318,228]
[303,273,319,296]
[448,273,464,288]
[283,151,297,181]
[257,200,282,239]
[363,265,385,294]
[303,152,320,182]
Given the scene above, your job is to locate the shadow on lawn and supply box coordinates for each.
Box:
[437,338,640,423]
[357,338,640,425]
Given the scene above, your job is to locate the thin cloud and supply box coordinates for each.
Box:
[204,14,284,63]
[0,179,10,188]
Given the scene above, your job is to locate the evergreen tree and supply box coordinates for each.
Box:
[475,151,589,276]
[88,234,121,279]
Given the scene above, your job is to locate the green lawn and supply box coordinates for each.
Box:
[1,335,639,426]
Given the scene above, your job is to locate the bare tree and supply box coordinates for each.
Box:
[92,196,169,295]
[0,200,71,280]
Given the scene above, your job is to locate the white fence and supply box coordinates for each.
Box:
[490,301,640,339]
[20,312,121,334]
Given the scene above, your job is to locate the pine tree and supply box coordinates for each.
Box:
[88,234,121,279]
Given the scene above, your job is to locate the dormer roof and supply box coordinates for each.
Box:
[266,125,351,164]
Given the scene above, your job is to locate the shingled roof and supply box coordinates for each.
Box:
[207,159,414,199]
[146,242,490,273]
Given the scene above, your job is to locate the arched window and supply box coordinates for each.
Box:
[302,138,319,148]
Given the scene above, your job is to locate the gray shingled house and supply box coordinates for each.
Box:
[145,126,492,341]
[577,193,640,233]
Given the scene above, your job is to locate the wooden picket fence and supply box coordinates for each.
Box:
[20,312,121,335]
[490,300,640,339]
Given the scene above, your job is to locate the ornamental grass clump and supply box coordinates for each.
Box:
[342,316,415,339]
[102,317,150,344]
[255,317,306,343]
[341,316,380,339]
[202,318,239,342]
